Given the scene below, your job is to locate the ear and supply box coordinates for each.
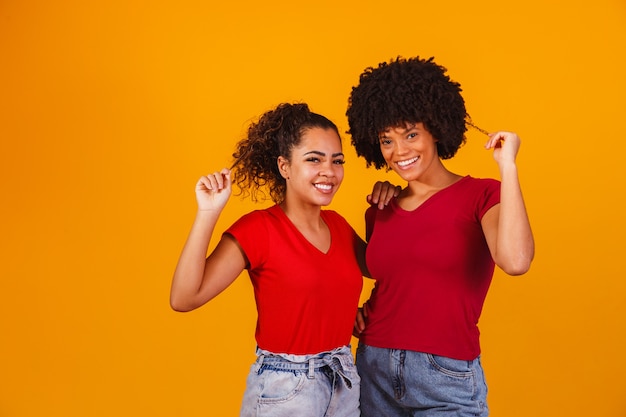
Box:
[277,156,290,179]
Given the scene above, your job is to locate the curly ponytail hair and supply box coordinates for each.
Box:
[346,56,468,169]
[231,102,340,203]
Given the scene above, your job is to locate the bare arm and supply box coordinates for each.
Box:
[170,169,247,312]
[481,132,535,276]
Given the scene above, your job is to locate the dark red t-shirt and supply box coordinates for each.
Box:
[363,176,500,360]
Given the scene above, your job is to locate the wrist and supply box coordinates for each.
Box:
[498,161,518,176]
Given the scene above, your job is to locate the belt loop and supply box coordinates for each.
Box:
[307,358,315,379]
[254,353,265,374]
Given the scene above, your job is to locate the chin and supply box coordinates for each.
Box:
[317,196,336,206]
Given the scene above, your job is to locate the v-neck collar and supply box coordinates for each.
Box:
[391,175,470,215]
[272,205,332,255]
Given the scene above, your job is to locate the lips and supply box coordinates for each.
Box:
[314,183,333,192]
[396,156,419,168]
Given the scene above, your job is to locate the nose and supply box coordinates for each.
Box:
[318,160,338,178]
[393,140,409,155]
[318,164,332,177]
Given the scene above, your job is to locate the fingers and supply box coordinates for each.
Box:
[353,306,367,337]
[353,300,372,337]
[368,181,384,206]
[484,132,502,150]
[369,181,399,210]
[197,169,231,191]
[484,131,520,149]
[378,183,401,208]
[485,132,522,163]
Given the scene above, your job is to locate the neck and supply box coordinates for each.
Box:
[279,200,323,231]
[402,167,461,198]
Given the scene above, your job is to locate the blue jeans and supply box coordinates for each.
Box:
[356,343,488,417]
[240,345,360,417]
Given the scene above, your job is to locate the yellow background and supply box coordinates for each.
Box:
[1,0,625,416]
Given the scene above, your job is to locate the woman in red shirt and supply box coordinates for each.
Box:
[170,102,396,417]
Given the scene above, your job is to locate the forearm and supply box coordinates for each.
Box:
[170,210,221,310]
[495,163,535,275]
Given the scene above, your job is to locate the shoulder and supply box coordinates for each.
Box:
[225,207,277,267]
[461,176,500,217]
[233,208,266,225]
[364,202,389,223]
[228,206,278,232]
[454,176,500,199]
[462,176,500,190]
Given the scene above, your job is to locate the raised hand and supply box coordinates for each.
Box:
[481,131,534,276]
[484,131,521,167]
[195,168,232,212]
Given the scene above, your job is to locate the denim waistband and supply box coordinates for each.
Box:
[253,345,356,387]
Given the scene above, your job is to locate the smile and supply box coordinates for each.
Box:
[396,156,419,167]
[314,183,333,191]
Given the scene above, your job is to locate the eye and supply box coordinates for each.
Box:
[379,138,392,146]
[333,159,346,165]
[407,132,417,140]
[306,157,321,163]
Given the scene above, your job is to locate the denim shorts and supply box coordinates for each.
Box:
[240,345,360,417]
[356,343,488,417]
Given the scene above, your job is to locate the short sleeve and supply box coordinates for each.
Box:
[224,210,269,269]
[476,178,501,220]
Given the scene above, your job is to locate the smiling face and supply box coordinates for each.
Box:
[279,127,345,207]
[379,122,441,182]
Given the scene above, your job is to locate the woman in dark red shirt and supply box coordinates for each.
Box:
[348,56,535,417]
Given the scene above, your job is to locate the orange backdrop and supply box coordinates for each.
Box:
[1,0,625,416]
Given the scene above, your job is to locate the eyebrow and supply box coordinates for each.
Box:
[302,150,344,158]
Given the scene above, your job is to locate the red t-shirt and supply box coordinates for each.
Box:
[363,176,500,360]
[225,205,363,355]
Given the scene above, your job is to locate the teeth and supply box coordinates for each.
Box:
[314,183,332,191]
[397,157,418,167]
